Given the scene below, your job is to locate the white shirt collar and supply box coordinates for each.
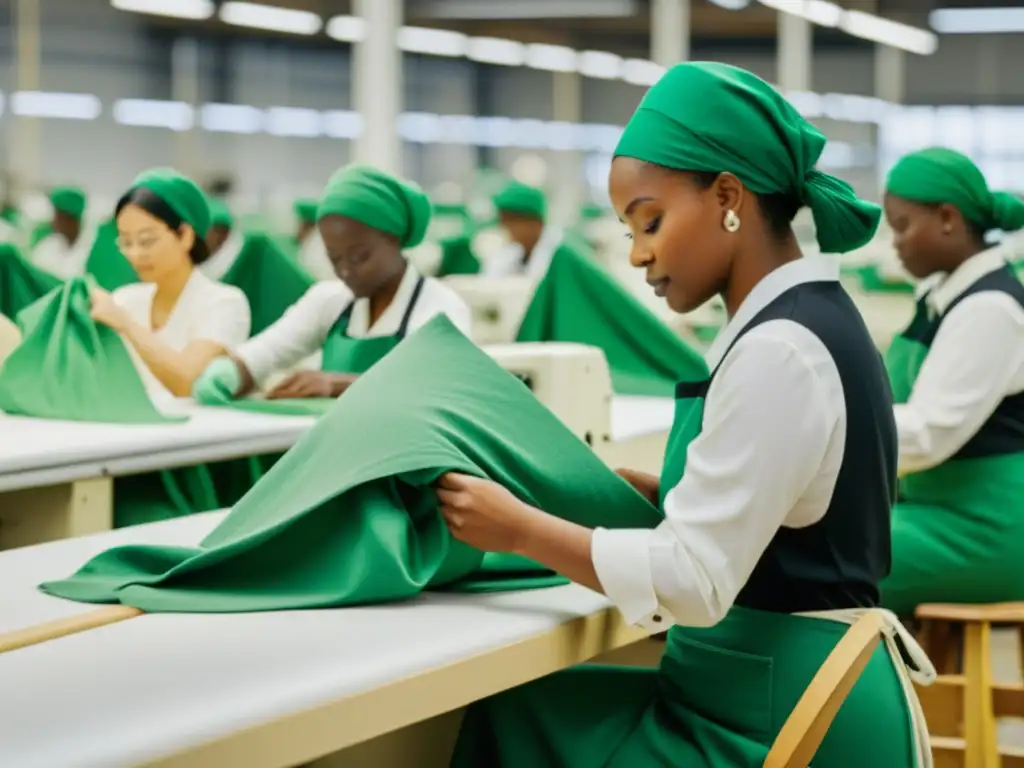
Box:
[927,246,1009,314]
[705,255,840,371]
[349,262,422,336]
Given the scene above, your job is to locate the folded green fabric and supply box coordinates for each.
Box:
[41,315,661,612]
[0,278,178,424]
[517,238,708,396]
[220,233,315,334]
[226,397,336,417]
[0,243,61,320]
[84,220,139,291]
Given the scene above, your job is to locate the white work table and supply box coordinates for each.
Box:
[0,513,651,768]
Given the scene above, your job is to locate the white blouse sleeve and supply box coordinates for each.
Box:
[197,287,251,349]
[591,324,840,631]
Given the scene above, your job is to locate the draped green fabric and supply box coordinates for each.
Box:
[436,235,481,277]
[0,278,175,424]
[516,239,708,396]
[40,315,661,611]
[84,219,139,291]
[28,222,54,249]
[854,264,914,294]
[220,233,315,335]
[0,243,61,320]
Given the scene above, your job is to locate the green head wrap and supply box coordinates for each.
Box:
[128,168,212,239]
[207,197,234,230]
[614,62,881,254]
[49,187,87,220]
[317,164,431,249]
[0,204,19,227]
[493,181,547,220]
[294,198,319,224]
[886,148,1024,233]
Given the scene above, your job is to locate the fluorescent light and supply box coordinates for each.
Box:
[466,37,526,66]
[419,0,638,19]
[578,50,622,79]
[323,110,363,139]
[621,59,665,86]
[219,2,322,35]
[708,0,751,8]
[111,0,213,20]
[841,10,937,56]
[200,103,263,133]
[265,107,323,137]
[398,112,443,143]
[113,99,194,130]
[929,7,1024,34]
[325,15,366,42]
[11,92,101,120]
[525,44,578,73]
[397,26,467,57]
[758,0,841,27]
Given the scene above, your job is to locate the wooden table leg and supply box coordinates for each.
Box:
[0,476,113,549]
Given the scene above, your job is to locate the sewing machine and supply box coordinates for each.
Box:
[443,275,534,344]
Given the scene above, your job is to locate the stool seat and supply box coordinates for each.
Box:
[916,602,1024,623]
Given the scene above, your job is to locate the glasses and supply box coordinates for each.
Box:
[116,229,169,255]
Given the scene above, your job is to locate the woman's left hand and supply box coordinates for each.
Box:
[436,472,540,553]
[89,286,130,332]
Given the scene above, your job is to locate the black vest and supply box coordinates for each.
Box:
[714,281,897,613]
[901,263,1024,460]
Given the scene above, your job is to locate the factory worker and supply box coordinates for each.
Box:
[293,197,335,281]
[436,62,931,768]
[483,181,562,280]
[32,186,94,279]
[880,147,1024,615]
[192,165,471,403]
[87,168,251,398]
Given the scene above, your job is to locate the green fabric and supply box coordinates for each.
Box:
[49,186,86,219]
[428,204,475,242]
[226,397,335,417]
[220,233,315,335]
[84,219,139,291]
[453,366,916,768]
[882,316,1024,615]
[294,198,318,224]
[1,204,20,227]
[854,264,914,294]
[580,203,607,221]
[0,243,61,320]
[516,239,708,396]
[317,165,431,249]
[614,61,881,255]
[0,278,176,424]
[28,222,53,248]
[129,168,212,239]
[40,315,661,611]
[207,198,234,229]
[493,181,546,220]
[886,148,1024,233]
[436,235,481,277]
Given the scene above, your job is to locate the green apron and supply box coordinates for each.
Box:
[320,275,425,374]
[0,243,61,320]
[451,376,919,768]
[40,315,662,611]
[881,294,1024,616]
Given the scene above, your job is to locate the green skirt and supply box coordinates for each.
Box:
[451,607,919,768]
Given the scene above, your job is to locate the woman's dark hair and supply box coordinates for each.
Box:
[115,187,211,265]
[691,170,802,240]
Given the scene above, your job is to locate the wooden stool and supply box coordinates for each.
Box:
[914,603,1024,768]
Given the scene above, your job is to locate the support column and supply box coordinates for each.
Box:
[551,70,583,226]
[353,0,402,174]
[171,37,201,178]
[874,44,905,104]
[12,0,41,188]
[650,0,690,67]
[777,11,812,93]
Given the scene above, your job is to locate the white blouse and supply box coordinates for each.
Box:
[32,227,95,280]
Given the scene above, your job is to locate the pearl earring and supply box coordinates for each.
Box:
[723,209,741,233]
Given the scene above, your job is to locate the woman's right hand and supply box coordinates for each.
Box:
[615,468,661,506]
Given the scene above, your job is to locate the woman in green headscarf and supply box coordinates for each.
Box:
[879,147,1024,615]
[193,164,471,403]
[431,63,931,767]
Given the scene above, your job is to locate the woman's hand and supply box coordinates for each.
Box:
[436,472,542,554]
[89,287,130,332]
[615,468,661,506]
[266,371,349,399]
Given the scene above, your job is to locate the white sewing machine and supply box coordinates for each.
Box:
[443,276,534,344]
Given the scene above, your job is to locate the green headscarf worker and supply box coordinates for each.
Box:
[484,180,563,279]
[31,185,94,279]
[435,62,932,768]
[193,165,471,403]
[880,147,1024,614]
[88,168,251,397]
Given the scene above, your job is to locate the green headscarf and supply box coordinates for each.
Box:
[614,61,881,254]
[294,198,319,224]
[49,186,87,220]
[886,148,1024,233]
[493,181,547,220]
[207,197,234,230]
[317,165,431,249]
[0,203,19,227]
[128,168,212,239]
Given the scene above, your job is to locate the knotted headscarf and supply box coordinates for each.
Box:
[318,165,431,249]
[614,62,881,253]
